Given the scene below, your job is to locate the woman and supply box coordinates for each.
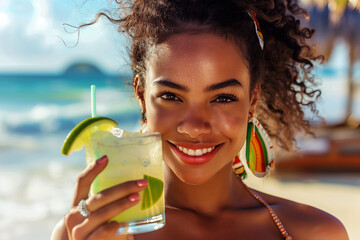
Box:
[51,0,349,239]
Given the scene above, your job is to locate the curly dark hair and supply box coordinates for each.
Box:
[87,0,322,151]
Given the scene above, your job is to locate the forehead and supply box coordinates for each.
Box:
[150,33,246,65]
[146,33,250,87]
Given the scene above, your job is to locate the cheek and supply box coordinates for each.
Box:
[211,105,249,139]
[144,95,179,133]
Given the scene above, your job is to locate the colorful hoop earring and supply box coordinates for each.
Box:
[246,113,275,177]
[232,113,275,179]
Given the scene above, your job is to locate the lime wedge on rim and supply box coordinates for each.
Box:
[141,174,164,210]
[61,116,118,155]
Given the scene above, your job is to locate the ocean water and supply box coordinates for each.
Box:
[0,62,359,239]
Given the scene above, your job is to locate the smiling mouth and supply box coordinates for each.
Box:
[175,145,217,156]
[168,141,223,165]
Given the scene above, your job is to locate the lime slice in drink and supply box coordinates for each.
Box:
[141,174,164,210]
[61,117,118,155]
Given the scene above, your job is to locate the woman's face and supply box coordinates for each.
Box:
[136,33,259,185]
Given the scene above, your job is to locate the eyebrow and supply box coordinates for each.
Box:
[205,79,242,92]
[152,79,189,91]
[152,78,242,92]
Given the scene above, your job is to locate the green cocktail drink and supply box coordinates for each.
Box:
[62,86,164,234]
[85,129,165,234]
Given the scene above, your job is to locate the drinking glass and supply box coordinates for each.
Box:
[85,129,165,234]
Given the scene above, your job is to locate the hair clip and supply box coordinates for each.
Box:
[247,10,264,50]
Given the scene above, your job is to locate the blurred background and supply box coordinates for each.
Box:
[0,0,359,239]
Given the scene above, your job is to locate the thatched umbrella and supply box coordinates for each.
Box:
[300,0,360,127]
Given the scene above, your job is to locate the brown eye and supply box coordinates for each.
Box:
[158,91,182,102]
[212,94,238,103]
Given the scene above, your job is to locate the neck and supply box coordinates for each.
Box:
[164,162,247,216]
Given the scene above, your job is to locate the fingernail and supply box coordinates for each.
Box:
[96,155,108,164]
[128,193,140,202]
[136,179,148,188]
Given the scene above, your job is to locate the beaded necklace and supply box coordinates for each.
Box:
[239,180,293,240]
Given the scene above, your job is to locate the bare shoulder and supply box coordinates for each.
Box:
[257,191,349,240]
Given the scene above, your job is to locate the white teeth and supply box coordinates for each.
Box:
[188,149,195,156]
[195,149,202,156]
[175,145,216,156]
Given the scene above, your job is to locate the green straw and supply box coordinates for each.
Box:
[91,85,97,117]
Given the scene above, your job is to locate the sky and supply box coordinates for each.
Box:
[0,0,131,74]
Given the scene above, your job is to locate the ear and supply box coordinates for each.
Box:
[249,82,261,113]
[133,75,146,113]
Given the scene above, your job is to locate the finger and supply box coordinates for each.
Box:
[72,155,109,207]
[87,222,130,240]
[86,179,148,213]
[71,194,140,240]
[64,208,85,240]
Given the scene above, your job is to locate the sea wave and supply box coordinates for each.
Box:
[0,88,141,137]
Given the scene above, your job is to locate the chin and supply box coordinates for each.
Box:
[177,172,212,186]
[168,163,223,186]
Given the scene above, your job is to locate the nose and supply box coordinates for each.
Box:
[177,107,211,139]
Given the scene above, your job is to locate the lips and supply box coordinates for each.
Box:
[168,141,222,165]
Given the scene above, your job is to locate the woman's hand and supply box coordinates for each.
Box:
[51,155,147,240]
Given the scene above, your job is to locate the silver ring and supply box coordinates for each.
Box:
[78,199,90,217]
